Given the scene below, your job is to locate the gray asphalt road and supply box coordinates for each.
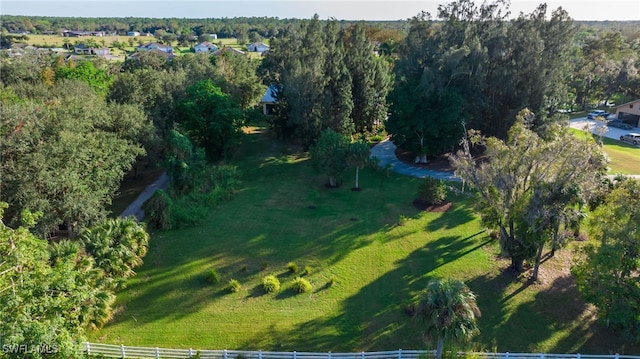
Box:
[119,172,169,220]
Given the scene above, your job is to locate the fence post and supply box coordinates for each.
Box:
[614,354,619,359]
[120,344,126,359]
[398,349,402,359]
[328,351,332,359]
[540,354,545,359]
[259,351,262,359]
[189,349,194,358]
[576,354,581,359]
[85,342,91,356]
[293,351,297,359]
[155,347,160,359]
[505,352,509,359]
[224,349,228,359]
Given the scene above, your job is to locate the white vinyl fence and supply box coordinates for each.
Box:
[82,343,640,359]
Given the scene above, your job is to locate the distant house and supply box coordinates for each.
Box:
[137,42,173,53]
[212,46,245,57]
[74,44,92,55]
[613,99,640,128]
[194,41,218,53]
[62,30,91,37]
[93,47,110,56]
[260,85,278,116]
[209,34,218,40]
[73,44,110,56]
[247,42,270,54]
[127,31,141,37]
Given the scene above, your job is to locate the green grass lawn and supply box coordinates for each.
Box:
[91,125,638,354]
[570,129,640,175]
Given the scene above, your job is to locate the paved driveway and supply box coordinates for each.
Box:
[569,117,640,145]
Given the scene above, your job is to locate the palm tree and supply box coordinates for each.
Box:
[81,217,150,290]
[347,140,371,190]
[415,278,481,359]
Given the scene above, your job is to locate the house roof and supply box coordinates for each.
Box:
[250,41,269,47]
[260,85,277,103]
[615,99,640,109]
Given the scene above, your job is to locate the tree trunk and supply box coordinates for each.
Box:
[436,336,444,359]
[415,154,428,164]
[355,166,360,189]
[531,242,544,281]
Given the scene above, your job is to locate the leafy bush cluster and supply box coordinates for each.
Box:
[144,161,241,230]
[262,275,281,293]
[227,279,241,293]
[205,269,221,284]
[417,177,447,205]
[290,277,313,293]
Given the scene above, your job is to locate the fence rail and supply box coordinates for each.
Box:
[82,343,640,359]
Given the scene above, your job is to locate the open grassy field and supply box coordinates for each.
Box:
[91,124,638,354]
[570,128,640,175]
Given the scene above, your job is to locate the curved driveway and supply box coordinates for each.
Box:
[370,138,459,181]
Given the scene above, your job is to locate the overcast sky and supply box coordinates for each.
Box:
[2,0,639,21]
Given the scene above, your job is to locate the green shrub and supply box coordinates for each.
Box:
[143,189,173,230]
[327,277,336,287]
[417,177,447,205]
[228,279,241,293]
[205,269,220,284]
[287,262,298,274]
[261,261,269,270]
[302,265,312,276]
[290,277,313,293]
[262,275,280,293]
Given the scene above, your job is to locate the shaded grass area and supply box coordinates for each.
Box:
[570,128,640,175]
[92,125,638,354]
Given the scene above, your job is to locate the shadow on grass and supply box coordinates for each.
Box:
[238,231,491,351]
[425,204,476,231]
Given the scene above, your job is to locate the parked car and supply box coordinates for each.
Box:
[620,133,640,145]
[587,110,610,119]
[608,120,633,130]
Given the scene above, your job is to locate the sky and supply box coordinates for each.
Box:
[1,0,639,21]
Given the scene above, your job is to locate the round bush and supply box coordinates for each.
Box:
[417,177,447,205]
[290,277,313,293]
[302,265,312,276]
[205,269,220,284]
[228,279,241,293]
[287,262,299,274]
[262,275,281,293]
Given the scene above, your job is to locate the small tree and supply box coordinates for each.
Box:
[417,177,447,205]
[347,140,372,190]
[310,129,349,187]
[415,279,481,359]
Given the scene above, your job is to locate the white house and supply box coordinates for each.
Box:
[260,85,278,116]
[127,31,140,37]
[137,42,173,53]
[247,41,270,54]
[194,42,218,53]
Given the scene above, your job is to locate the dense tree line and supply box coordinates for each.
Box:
[260,17,392,147]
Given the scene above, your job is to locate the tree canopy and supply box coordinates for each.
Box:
[450,110,607,278]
